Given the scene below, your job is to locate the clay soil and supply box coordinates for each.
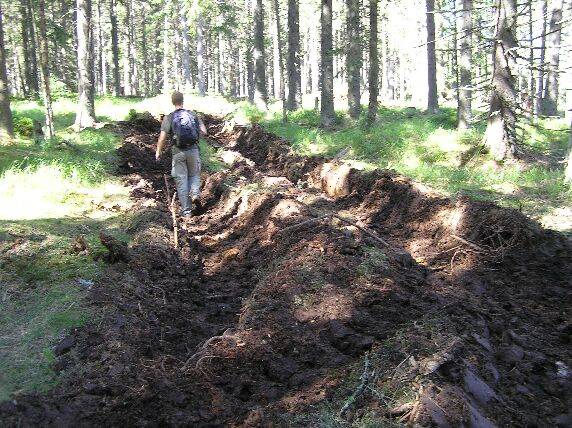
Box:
[1,116,571,427]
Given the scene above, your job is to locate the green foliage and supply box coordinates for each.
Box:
[13,116,34,137]
[127,108,139,121]
[233,101,266,124]
[49,79,75,100]
[357,247,389,278]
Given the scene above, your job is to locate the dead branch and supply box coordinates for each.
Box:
[277,214,332,235]
[332,214,390,247]
[163,174,171,206]
[340,353,372,416]
[451,234,486,253]
[170,193,178,249]
[181,331,239,372]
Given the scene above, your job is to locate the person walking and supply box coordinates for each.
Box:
[156,91,207,216]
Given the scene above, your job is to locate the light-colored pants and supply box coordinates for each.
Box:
[171,147,201,212]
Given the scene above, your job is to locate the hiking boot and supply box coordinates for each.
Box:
[192,197,202,213]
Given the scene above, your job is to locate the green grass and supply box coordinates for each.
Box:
[0,96,137,400]
[256,106,570,232]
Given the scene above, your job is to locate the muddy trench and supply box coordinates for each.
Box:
[1,115,571,427]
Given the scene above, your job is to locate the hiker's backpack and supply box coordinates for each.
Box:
[172,109,199,148]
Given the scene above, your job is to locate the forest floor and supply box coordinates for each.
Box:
[0,107,571,426]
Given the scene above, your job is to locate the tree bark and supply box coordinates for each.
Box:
[565,120,572,182]
[346,0,362,119]
[74,0,97,130]
[0,0,13,139]
[484,0,518,160]
[286,0,302,110]
[163,0,170,95]
[19,0,34,97]
[110,0,121,96]
[272,0,285,101]
[367,0,378,126]
[181,1,191,91]
[457,0,472,129]
[197,9,206,96]
[425,0,438,113]
[536,0,547,116]
[253,0,268,109]
[26,0,40,96]
[542,0,563,116]
[37,0,55,138]
[320,0,335,127]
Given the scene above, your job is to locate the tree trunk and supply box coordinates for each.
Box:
[565,120,572,182]
[253,0,268,109]
[346,0,362,119]
[19,1,33,97]
[0,0,13,139]
[425,0,438,113]
[163,0,170,95]
[110,0,121,96]
[74,0,97,130]
[26,0,40,96]
[367,0,378,126]
[484,0,518,160]
[457,0,472,129]
[286,0,301,110]
[536,0,547,116]
[197,9,206,96]
[123,0,132,95]
[181,1,191,91]
[542,0,563,116]
[320,0,335,127]
[272,0,285,101]
[37,0,55,138]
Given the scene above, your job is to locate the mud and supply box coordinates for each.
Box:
[1,116,570,427]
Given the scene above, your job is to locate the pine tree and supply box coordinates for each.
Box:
[457,0,472,129]
[426,0,438,113]
[367,0,379,126]
[0,0,13,139]
[542,0,563,116]
[37,0,55,138]
[253,0,268,109]
[286,0,301,110]
[346,0,362,119]
[320,0,335,127]
[484,0,518,160]
[74,0,97,129]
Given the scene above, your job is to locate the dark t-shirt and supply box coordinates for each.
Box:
[161,109,201,154]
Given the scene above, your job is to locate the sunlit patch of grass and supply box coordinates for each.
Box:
[0,96,138,400]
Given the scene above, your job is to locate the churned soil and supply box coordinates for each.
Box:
[1,115,570,427]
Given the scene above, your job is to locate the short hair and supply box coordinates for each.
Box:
[171,91,184,105]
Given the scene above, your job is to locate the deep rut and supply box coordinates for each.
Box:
[1,115,570,427]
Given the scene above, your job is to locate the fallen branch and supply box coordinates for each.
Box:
[277,213,332,235]
[163,174,171,206]
[171,193,178,249]
[181,330,239,372]
[340,353,372,416]
[332,214,390,247]
[451,234,486,253]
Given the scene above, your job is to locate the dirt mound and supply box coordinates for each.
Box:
[1,118,570,427]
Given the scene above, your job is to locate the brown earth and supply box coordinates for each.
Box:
[1,115,571,427]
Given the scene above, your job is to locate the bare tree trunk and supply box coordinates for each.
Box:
[26,0,40,96]
[536,0,547,116]
[542,0,563,116]
[110,0,121,96]
[74,0,97,130]
[19,0,33,97]
[484,0,518,160]
[346,0,362,119]
[253,0,268,109]
[181,1,191,91]
[565,120,572,182]
[197,9,206,96]
[527,0,535,119]
[320,0,335,127]
[163,0,170,95]
[0,0,13,139]
[367,0,378,126]
[37,0,55,138]
[426,0,438,113]
[272,0,285,101]
[286,0,301,110]
[457,0,472,129]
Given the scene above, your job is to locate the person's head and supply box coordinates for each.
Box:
[171,91,184,107]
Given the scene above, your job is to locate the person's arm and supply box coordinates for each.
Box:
[156,131,168,160]
[198,118,208,136]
